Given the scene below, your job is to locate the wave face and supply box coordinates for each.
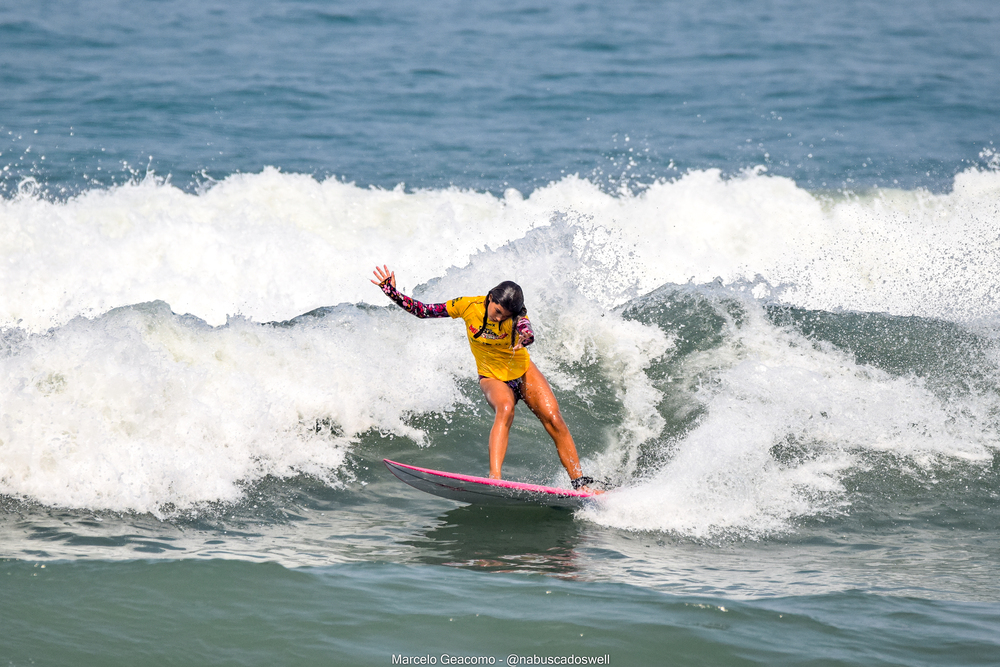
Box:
[2,168,1000,536]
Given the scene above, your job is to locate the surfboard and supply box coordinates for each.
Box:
[383,459,598,509]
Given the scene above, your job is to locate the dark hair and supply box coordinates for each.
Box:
[473,281,527,347]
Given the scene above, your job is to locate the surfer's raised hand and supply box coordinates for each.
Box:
[371,264,396,289]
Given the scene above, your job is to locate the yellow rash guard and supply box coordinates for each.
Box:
[446,296,530,381]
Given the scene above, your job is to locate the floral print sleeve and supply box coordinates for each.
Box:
[380,281,450,318]
[516,317,534,346]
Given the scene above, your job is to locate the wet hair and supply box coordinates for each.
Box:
[473,281,527,347]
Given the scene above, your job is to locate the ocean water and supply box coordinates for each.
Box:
[3,1,1000,665]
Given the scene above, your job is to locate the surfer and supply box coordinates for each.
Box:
[371,265,598,492]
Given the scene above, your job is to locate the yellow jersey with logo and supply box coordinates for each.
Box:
[446,296,530,381]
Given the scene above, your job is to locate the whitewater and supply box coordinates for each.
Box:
[3,166,998,541]
[5,163,1000,331]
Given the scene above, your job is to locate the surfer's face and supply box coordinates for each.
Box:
[487,300,512,323]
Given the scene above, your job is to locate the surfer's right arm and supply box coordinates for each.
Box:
[371,264,449,318]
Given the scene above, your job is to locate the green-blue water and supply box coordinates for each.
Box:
[6,560,1000,666]
[3,0,1000,664]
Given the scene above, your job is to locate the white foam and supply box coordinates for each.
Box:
[4,166,1000,331]
[554,167,1000,323]
[0,301,473,513]
[582,301,998,537]
[1,169,549,330]
[4,166,1000,517]
[0,217,679,512]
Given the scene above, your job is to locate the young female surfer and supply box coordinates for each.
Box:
[371,265,597,492]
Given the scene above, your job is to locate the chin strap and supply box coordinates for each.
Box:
[570,475,596,490]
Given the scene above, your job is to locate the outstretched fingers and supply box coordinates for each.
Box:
[371,264,396,288]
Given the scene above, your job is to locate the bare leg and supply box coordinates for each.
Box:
[479,377,517,479]
[519,361,585,481]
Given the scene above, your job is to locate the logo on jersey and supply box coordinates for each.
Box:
[469,324,508,341]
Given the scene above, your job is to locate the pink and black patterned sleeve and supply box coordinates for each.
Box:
[380,281,449,318]
[516,317,534,346]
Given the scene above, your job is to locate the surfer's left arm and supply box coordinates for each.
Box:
[371,264,449,318]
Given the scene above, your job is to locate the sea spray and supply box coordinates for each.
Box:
[583,288,1000,537]
[4,167,1000,332]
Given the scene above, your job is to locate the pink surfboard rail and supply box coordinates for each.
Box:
[383,458,597,508]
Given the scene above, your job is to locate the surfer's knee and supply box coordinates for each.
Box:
[540,408,568,435]
[494,401,516,424]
